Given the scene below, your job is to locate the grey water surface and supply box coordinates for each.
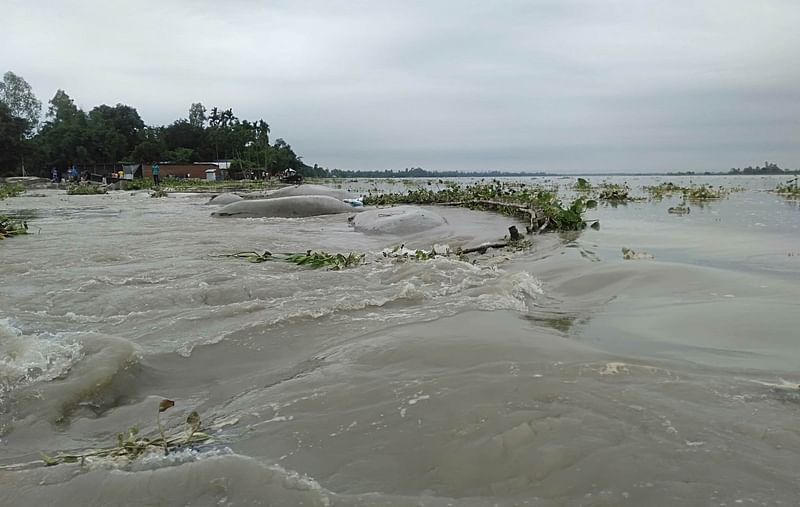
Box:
[1,176,799,506]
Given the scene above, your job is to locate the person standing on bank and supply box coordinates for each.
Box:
[151,162,160,186]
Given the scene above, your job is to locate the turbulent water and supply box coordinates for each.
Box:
[1,175,799,506]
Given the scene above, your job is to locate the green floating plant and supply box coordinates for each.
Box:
[285,250,365,270]
[217,250,364,269]
[596,182,631,201]
[361,180,596,232]
[574,177,592,191]
[644,181,684,199]
[775,178,800,197]
[34,399,211,468]
[682,185,728,200]
[0,183,25,200]
[0,215,28,239]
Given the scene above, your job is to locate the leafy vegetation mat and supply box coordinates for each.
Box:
[0,183,25,200]
[0,215,28,239]
[362,180,597,232]
[775,178,800,197]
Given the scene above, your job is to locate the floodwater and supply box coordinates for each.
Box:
[1,175,799,506]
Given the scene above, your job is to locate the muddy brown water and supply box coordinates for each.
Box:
[1,176,799,506]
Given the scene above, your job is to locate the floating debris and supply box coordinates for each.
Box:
[600,362,630,375]
[0,215,28,240]
[622,247,654,260]
[67,183,107,195]
[668,206,690,215]
[597,182,632,202]
[284,251,365,270]
[0,183,25,200]
[217,250,365,270]
[774,178,800,197]
[5,400,214,470]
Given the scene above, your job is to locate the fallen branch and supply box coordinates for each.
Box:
[363,182,596,233]
[26,399,212,469]
[458,242,510,255]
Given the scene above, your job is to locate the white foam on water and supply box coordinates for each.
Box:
[118,447,235,472]
[475,270,543,312]
[176,257,545,357]
[0,318,84,392]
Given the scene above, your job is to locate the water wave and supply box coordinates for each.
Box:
[177,258,544,356]
[0,452,516,506]
[1,320,141,426]
[0,319,83,394]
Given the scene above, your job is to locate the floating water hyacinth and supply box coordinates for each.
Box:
[622,247,654,260]
[775,178,800,197]
[0,215,28,239]
[361,180,597,232]
[597,182,631,202]
[0,183,25,200]
[284,251,365,270]
[216,250,364,269]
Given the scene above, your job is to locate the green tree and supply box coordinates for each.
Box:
[130,126,166,163]
[16,89,310,177]
[163,119,204,155]
[47,89,81,123]
[165,147,197,163]
[0,102,28,175]
[0,71,41,134]
[88,104,144,158]
[35,89,90,169]
[206,107,242,160]
[269,138,303,174]
[0,71,41,175]
[188,102,206,128]
[85,115,125,163]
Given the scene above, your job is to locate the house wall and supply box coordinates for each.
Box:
[142,164,219,179]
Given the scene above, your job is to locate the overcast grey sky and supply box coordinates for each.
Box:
[3,0,799,172]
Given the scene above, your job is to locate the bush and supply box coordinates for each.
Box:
[0,183,25,200]
[0,215,28,239]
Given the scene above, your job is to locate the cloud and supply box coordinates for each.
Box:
[3,0,799,171]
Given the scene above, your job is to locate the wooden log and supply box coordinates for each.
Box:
[459,241,509,255]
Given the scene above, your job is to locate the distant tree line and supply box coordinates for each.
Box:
[0,71,305,177]
[728,162,794,175]
[323,167,549,178]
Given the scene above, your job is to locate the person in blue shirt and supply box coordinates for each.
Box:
[151,162,160,185]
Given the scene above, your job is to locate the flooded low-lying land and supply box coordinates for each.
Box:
[1,175,799,506]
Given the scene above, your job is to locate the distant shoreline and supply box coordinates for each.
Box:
[316,171,798,178]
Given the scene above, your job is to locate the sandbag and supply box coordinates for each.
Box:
[212,195,357,218]
[267,184,355,200]
[353,206,447,235]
